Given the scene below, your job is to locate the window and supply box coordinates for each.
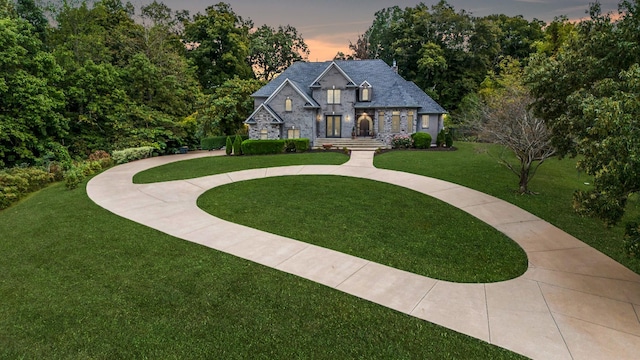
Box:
[422,114,430,129]
[327,88,341,104]
[287,128,300,139]
[360,87,371,102]
[378,111,385,133]
[392,111,400,133]
[285,97,292,112]
[260,129,268,140]
[408,111,414,133]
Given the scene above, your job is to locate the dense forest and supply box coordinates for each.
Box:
[1,0,639,232]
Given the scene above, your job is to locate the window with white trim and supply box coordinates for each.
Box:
[422,114,430,129]
[260,129,268,140]
[327,89,341,104]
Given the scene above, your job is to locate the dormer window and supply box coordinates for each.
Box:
[359,81,372,102]
[285,97,292,112]
[327,87,341,104]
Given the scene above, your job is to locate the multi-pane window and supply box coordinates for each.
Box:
[422,114,430,129]
[392,111,400,133]
[361,88,370,101]
[408,111,414,133]
[260,129,268,140]
[285,97,292,112]
[327,89,341,104]
[378,111,385,133]
[287,128,300,139]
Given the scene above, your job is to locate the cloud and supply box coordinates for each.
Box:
[306,37,351,62]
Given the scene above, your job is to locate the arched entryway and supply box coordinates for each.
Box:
[358,114,373,137]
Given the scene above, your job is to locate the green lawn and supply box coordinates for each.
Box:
[374,142,640,274]
[133,151,349,183]
[198,175,527,283]
[0,180,524,359]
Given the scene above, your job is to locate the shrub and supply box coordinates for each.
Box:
[391,134,414,149]
[436,129,446,147]
[88,150,113,169]
[225,136,233,155]
[0,167,53,209]
[411,132,432,149]
[624,222,640,258]
[111,146,155,164]
[445,131,454,147]
[64,167,83,190]
[284,139,310,153]
[201,136,228,150]
[233,135,243,155]
[241,140,286,155]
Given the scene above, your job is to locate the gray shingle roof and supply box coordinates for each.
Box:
[252,59,446,114]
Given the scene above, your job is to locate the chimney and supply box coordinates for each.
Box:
[392,59,398,73]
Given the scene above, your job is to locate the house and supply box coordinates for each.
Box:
[244,59,447,147]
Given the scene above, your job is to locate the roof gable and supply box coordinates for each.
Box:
[244,103,284,124]
[264,78,319,108]
[310,61,356,88]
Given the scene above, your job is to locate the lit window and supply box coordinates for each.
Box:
[392,111,400,133]
[287,128,300,139]
[378,111,385,133]
[408,111,414,133]
[285,97,292,112]
[361,87,370,102]
[327,89,341,104]
[260,129,268,140]
[422,115,430,129]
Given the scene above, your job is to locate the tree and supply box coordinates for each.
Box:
[196,77,264,137]
[183,2,253,90]
[527,0,640,222]
[0,13,67,167]
[479,60,555,194]
[249,24,309,81]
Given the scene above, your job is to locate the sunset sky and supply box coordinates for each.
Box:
[150,0,622,61]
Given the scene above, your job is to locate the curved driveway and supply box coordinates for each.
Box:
[87,150,640,359]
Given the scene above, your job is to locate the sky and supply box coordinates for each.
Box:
[136,0,623,61]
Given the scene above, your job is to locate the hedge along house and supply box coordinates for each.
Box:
[244,59,447,147]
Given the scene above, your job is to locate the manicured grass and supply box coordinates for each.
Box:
[0,180,524,359]
[374,142,640,274]
[133,151,349,184]
[198,176,528,283]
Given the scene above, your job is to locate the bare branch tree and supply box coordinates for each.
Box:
[479,83,556,194]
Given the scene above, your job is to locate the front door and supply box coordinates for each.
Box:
[326,115,341,138]
[358,114,372,136]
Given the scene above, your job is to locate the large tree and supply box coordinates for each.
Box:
[527,0,640,224]
[0,8,67,167]
[183,2,253,91]
[249,24,309,81]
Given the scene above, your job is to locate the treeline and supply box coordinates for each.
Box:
[0,0,308,168]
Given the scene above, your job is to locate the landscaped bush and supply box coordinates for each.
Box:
[88,150,113,169]
[241,140,286,155]
[391,134,414,149]
[411,132,432,149]
[445,131,454,147]
[0,167,54,209]
[233,135,243,155]
[225,136,233,155]
[111,146,155,164]
[284,139,310,153]
[624,222,640,258]
[202,135,247,151]
[436,129,446,147]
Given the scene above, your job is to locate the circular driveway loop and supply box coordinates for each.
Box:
[87,150,640,360]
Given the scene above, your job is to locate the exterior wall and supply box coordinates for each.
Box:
[376,108,418,145]
[247,107,281,140]
[416,113,443,144]
[311,66,357,138]
[265,84,315,140]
